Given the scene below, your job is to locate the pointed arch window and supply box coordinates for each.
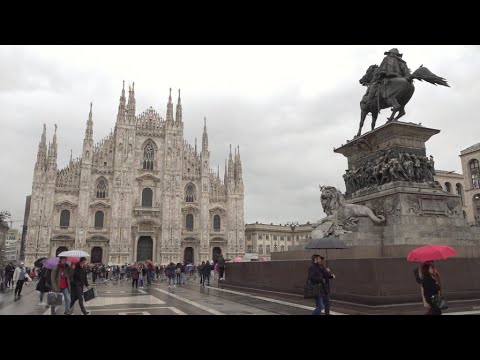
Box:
[143,142,155,170]
[186,214,194,230]
[142,188,153,207]
[213,215,221,231]
[96,178,108,198]
[94,211,104,229]
[185,184,195,202]
[60,210,70,228]
[266,245,271,255]
[258,245,263,255]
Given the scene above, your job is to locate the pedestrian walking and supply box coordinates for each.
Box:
[217,254,226,280]
[51,257,74,315]
[36,266,49,306]
[131,264,140,289]
[202,260,211,286]
[421,262,443,315]
[318,256,335,315]
[13,262,31,300]
[70,257,90,315]
[307,254,326,315]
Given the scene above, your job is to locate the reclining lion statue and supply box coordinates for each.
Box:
[313,185,385,237]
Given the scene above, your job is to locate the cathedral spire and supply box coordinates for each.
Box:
[116,81,126,125]
[195,138,197,155]
[202,117,208,152]
[235,145,243,182]
[228,144,234,179]
[47,124,58,170]
[224,159,228,184]
[70,149,73,163]
[85,102,93,141]
[127,82,136,124]
[175,89,182,123]
[35,124,47,169]
[166,88,174,122]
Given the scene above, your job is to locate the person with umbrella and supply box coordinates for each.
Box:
[70,257,90,315]
[420,262,443,315]
[318,256,335,315]
[51,256,74,315]
[307,254,326,315]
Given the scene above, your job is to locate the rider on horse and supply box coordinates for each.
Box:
[363,48,411,104]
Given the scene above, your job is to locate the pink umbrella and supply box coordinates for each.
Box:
[233,257,243,262]
[42,257,80,269]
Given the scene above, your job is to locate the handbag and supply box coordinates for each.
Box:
[431,293,448,310]
[47,292,63,306]
[83,287,97,302]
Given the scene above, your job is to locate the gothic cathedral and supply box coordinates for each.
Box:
[24,83,245,266]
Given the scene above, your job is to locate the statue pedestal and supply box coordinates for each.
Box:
[333,121,480,248]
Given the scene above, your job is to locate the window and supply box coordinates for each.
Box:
[273,235,277,240]
[186,214,194,230]
[258,245,263,254]
[280,235,284,241]
[456,183,464,204]
[281,245,285,252]
[287,236,291,241]
[247,235,251,240]
[259,234,263,240]
[94,211,104,229]
[471,159,480,189]
[96,178,108,198]
[266,245,271,255]
[247,245,252,253]
[185,184,195,202]
[142,188,153,207]
[266,235,269,240]
[296,235,299,241]
[60,210,70,227]
[445,182,452,193]
[213,215,221,230]
[143,142,155,170]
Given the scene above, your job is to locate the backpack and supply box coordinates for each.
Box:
[413,267,422,284]
[175,267,181,274]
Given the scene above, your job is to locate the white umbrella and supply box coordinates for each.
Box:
[57,250,90,257]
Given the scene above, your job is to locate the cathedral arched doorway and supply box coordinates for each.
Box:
[184,247,194,263]
[55,246,68,256]
[91,247,103,264]
[212,247,222,263]
[137,236,153,262]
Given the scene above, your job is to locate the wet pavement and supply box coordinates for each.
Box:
[1,278,479,315]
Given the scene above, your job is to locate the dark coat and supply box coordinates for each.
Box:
[71,266,89,287]
[36,267,50,293]
[319,266,334,295]
[131,267,139,280]
[307,263,325,285]
[203,262,212,276]
[422,275,440,300]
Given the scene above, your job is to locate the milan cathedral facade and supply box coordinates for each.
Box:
[24,83,245,266]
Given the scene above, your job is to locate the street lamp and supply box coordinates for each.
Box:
[286,221,299,246]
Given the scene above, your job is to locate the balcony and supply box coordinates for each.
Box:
[89,227,109,234]
[133,207,161,217]
[181,228,197,235]
[210,229,225,236]
[53,226,75,234]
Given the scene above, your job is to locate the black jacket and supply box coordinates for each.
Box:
[203,262,212,276]
[422,275,440,300]
[319,266,334,294]
[307,263,325,285]
[72,266,89,287]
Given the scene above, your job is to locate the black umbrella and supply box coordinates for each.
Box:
[304,237,347,259]
[34,257,47,267]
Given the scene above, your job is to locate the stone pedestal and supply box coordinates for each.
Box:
[332,121,480,247]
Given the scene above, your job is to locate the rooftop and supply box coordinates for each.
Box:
[435,170,463,177]
[461,142,480,156]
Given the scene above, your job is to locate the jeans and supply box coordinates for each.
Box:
[132,279,138,288]
[176,274,181,285]
[61,287,71,315]
[14,280,25,296]
[219,267,225,279]
[322,294,331,315]
[203,276,210,286]
[169,276,175,285]
[312,295,325,315]
[70,285,88,315]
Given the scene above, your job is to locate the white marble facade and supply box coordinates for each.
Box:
[24,84,245,266]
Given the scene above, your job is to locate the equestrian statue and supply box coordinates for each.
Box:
[356,48,449,137]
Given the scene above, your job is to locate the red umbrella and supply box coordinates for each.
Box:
[407,245,456,262]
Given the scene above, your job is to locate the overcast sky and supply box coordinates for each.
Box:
[1,45,479,230]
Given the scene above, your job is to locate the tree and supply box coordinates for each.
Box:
[0,210,11,227]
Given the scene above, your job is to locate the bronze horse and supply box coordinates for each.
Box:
[356,65,449,137]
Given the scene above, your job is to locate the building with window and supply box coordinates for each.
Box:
[24,84,244,266]
[5,229,21,264]
[460,142,480,225]
[434,141,480,225]
[244,222,313,260]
